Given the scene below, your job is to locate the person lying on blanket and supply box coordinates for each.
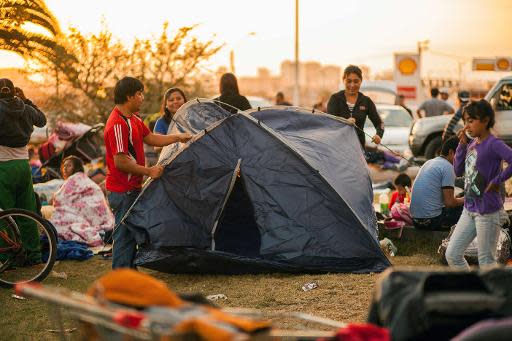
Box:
[50,156,114,246]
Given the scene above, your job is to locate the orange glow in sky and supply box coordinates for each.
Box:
[1,0,511,78]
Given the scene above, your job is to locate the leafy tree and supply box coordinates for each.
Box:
[1,0,222,124]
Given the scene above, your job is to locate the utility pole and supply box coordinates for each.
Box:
[229,50,235,74]
[293,0,300,106]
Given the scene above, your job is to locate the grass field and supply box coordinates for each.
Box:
[0,233,445,340]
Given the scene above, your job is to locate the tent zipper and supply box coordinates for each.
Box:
[211,158,242,250]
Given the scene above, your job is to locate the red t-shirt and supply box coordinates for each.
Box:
[104,107,150,192]
[388,191,406,210]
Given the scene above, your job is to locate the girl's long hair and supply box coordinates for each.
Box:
[160,87,187,124]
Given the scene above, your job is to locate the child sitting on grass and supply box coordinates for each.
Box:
[388,173,412,210]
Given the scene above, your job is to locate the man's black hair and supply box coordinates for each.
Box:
[394,173,412,188]
[441,135,459,156]
[114,77,144,104]
[430,88,439,98]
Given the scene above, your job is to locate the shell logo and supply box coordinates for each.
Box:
[496,58,510,71]
[398,57,417,75]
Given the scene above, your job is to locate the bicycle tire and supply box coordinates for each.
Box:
[0,208,58,288]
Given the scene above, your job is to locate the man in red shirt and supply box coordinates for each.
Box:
[104,77,192,269]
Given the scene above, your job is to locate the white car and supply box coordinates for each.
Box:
[211,95,272,110]
[246,96,272,109]
[364,104,414,154]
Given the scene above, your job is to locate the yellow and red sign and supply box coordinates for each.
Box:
[473,57,512,71]
[394,53,421,101]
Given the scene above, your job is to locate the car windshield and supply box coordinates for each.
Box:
[365,107,412,128]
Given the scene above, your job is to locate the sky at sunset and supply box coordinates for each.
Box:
[1,0,511,79]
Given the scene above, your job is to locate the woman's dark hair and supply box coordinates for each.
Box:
[160,87,187,124]
[114,77,144,104]
[219,73,240,96]
[61,155,84,176]
[394,173,412,188]
[463,99,495,129]
[343,65,363,80]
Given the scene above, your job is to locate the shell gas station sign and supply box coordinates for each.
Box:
[394,53,421,101]
[473,57,512,71]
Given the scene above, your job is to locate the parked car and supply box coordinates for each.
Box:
[365,104,414,154]
[211,95,272,110]
[246,96,272,108]
[360,81,398,105]
[408,76,512,160]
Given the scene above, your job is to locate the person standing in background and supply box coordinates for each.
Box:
[215,73,251,114]
[327,65,384,149]
[417,88,454,117]
[0,79,46,265]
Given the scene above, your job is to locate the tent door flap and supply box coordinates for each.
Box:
[211,158,242,250]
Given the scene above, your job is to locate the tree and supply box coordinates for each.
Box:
[116,22,222,116]
[45,22,221,123]
[0,0,76,77]
[1,0,222,123]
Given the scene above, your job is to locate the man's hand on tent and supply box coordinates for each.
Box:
[176,133,193,143]
[372,135,381,145]
[147,165,164,179]
[347,117,356,126]
[144,132,194,147]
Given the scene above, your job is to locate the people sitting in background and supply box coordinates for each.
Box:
[388,173,412,210]
[410,136,464,230]
[215,73,251,114]
[50,156,115,246]
[275,91,292,106]
[417,87,454,118]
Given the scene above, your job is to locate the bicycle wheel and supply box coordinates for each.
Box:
[0,208,57,288]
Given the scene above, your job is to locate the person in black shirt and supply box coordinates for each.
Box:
[215,73,251,114]
[327,65,384,149]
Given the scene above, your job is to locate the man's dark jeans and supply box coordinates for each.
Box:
[107,190,140,269]
[413,206,463,231]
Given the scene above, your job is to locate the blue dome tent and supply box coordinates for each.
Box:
[123,100,390,274]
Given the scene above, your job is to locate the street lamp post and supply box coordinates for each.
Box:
[293,0,300,106]
[229,32,256,75]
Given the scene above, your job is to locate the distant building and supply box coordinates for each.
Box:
[237,60,341,107]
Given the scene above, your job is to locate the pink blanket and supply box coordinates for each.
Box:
[51,172,114,246]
